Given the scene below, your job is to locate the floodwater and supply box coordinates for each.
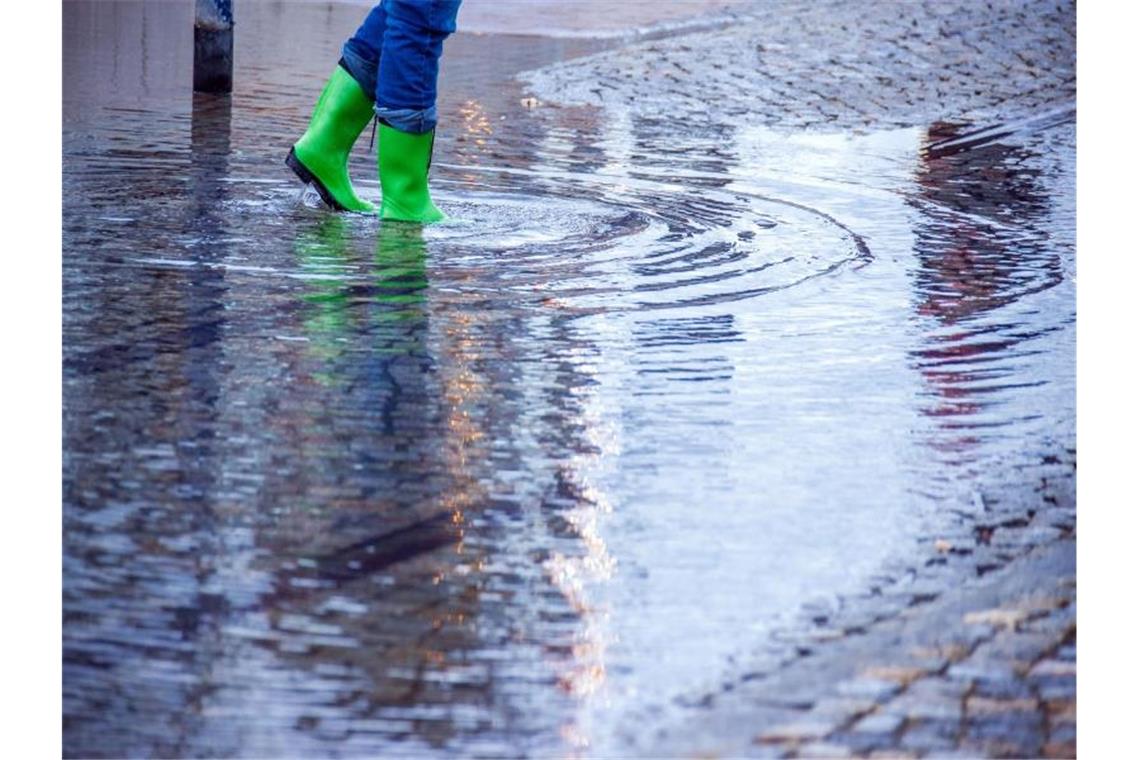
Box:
[63,2,1075,757]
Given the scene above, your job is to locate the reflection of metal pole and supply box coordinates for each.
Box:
[193,0,234,93]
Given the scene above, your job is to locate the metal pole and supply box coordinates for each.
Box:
[193,0,234,93]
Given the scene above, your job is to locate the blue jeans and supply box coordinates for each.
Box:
[340,0,462,134]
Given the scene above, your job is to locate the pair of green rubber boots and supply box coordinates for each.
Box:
[286,66,443,222]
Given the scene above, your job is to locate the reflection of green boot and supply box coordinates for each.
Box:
[295,217,354,383]
[371,225,429,357]
[286,65,376,213]
[375,224,428,314]
[377,124,444,223]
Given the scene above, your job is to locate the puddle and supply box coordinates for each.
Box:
[63,1,1075,756]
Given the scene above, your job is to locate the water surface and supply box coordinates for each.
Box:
[63,2,1075,756]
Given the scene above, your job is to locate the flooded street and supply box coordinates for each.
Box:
[63,1,1075,757]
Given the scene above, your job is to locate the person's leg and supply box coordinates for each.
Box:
[340,3,387,102]
[286,4,387,213]
[374,0,459,133]
[374,0,462,222]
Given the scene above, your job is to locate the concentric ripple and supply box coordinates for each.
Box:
[143,174,872,315]
[425,177,871,312]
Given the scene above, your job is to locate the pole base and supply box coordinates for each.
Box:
[194,26,234,94]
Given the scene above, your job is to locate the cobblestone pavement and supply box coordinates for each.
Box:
[523,2,1076,757]
[525,0,1075,130]
[748,539,1075,760]
[636,465,1077,759]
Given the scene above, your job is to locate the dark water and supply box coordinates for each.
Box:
[63,2,1075,756]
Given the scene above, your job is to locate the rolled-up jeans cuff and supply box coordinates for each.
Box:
[339,43,377,101]
[374,106,437,135]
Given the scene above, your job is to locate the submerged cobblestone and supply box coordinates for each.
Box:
[521,2,1077,756]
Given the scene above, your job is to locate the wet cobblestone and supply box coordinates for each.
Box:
[526,0,1075,131]
[761,472,1076,757]
[743,485,1069,758]
[525,4,1078,749]
[650,536,1075,758]
[526,3,1078,742]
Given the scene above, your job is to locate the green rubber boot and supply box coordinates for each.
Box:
[376,124,445,223]
[286,65,376,213]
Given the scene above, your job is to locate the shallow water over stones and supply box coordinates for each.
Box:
[63,2,1074,756]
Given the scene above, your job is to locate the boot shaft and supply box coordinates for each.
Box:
[289,65,377,214]
[298,65,375,163]
[376,124,444,223]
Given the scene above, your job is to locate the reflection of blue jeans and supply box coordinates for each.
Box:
[340,0,462,134]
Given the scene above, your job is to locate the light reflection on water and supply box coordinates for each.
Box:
[63,2,1074,756]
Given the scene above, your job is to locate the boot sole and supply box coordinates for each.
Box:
[286,148,348,212]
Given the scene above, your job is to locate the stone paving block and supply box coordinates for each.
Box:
[902,673,969,700]
[897,717,961,753]
[986,629,1059,665]
[964,710,1044,757]
[1037,678,1076,702]
[910,643,971,665]
[835,677,902,703]
[807,697,878,724]
[992,524,1063,550]
[1028,657,1077,702]
[756,718,837,744]
[1048,720,1076,745]
[1029,658,1076,678]
[860,665,932,688]
[852,711,905,736]
[962,607,1032,631]
[907,624,989,656]
[824,730,895,756]
[965,695,1038,714]
[960,740,1037,760]
[1045,699,1076,722]
[887,691,963,722]
[1020,610,1076,641]
[970,674,1035,701]
[946,658,1020,686]
[1043,739,1077,758]
[796,741,854,758]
